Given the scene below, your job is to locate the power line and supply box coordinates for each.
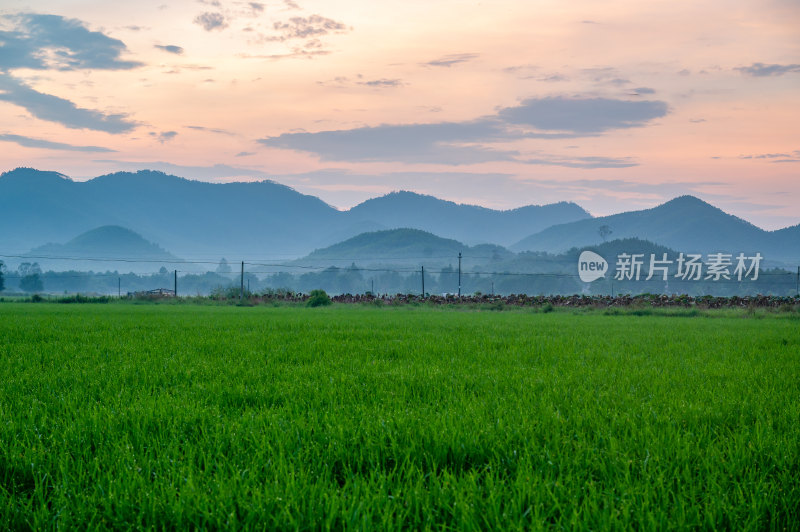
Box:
[1,252,795,289]
[0,253,221,265]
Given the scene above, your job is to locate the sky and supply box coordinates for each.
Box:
[0,0,798,229]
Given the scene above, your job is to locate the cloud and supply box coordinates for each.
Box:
[317,76,404,88]
[360,78,403,88]
[497,96,668,134]
[0,13,142,71]
[0,74,137,133]
[503,64,537,75]
[185,125,235,135]
[249,2,265,13]
[423,53,479,67]
[735,62,800,77]
[179,64,213,70]
[259,120,520,164]
[538,74,569,82]
[149,131,177,143]
[739,150,800,163]
[155,44,184,55]
[194,12,228,31]
[582,66,629,85]
[239,48,330,60]
[0,133,116,152]
[258,96,668,165]
[316,76,350,87]
[631,87,656,94]
[504,65,569,82]
[266,14,348,41]
[523,155,636,169]
[284,0,301,9]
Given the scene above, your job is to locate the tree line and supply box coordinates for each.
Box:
[0,260,796,298]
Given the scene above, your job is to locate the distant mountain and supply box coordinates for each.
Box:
[0,168,591,261]
[512,196,800,264]
[25,225,179,273]
[2,169,796,267]
[490,238,679,274]
[771,224,800,248]
[0,168,342,258]
[30,225,176,259]
[347,191,591,246]
[301,228,514,267]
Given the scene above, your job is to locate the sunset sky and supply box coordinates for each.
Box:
[0,0,798,229]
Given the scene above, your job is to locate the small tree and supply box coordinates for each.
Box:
[19,273,43,293]
[18,262,44,293]
[216,258,232,274]
[598,224,612,242]
[306,289,332,307]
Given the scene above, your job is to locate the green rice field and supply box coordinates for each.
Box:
[1,303,798,530]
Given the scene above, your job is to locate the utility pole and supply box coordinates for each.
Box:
[458,252,462,297]
[371,279,374,295]
[491,281,494,297]
[240,261,244,301]
[174,270,177,297]
[118,277,121,298]
[421,265,425,297]
[796,266,799,296]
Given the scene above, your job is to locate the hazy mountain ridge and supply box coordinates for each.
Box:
[30,225,177,259]
[24,225,179,274]
[0,168,591,258]
[1,168,344,257]
[512,196,799,264]
[300,228,514,268]
[299,230,679,274]
[2,168,797,267]
[347,191,591,246]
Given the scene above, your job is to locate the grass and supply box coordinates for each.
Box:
[1,303,798,530]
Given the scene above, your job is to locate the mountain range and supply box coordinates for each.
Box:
[0,168,589,258]
[345,191,589,246]
[300,229,683,274]
[511,195,800,264]
[1,167,798,268]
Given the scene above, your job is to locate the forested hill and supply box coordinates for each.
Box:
[0,168,591,258]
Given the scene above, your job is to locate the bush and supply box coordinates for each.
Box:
[488,300,505,311]
[306,289,332,307]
